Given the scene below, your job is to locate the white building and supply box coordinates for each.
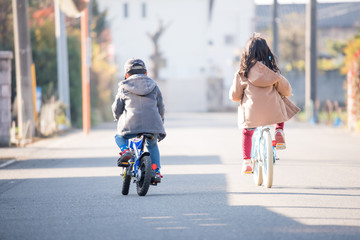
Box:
[98,0,254,112]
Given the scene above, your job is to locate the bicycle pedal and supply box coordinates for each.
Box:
[118,162,129,167]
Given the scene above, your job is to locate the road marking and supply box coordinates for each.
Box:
[0,159,15,168]
[183,213,209,216]
[190,218,217,221]
[155,227,187,230]
[199,224,227,226]
[142,216,173,219]
[148,222,180,224]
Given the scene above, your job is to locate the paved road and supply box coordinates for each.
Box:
[1,113,360,240]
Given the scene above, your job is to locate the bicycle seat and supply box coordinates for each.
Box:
[138,133,155,140]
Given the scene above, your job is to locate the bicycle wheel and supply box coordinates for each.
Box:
[253,159,263,186]
[122,166,132,195]
[136,155,152,196]
[252,130,263,186]
[260,130,274,188]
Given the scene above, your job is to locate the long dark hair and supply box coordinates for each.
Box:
[239,33,279,78]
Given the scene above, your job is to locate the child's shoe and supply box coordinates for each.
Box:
[275,129,286,150]
[117,149,132,167]
[152,170,162,184]
[155,168,163,178]
[241,159,253,175]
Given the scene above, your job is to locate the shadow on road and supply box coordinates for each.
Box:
[1,154,360,239]
[1,154,222,170]
[1,174,359,240]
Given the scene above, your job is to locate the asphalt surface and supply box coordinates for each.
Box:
[1,113,360,240]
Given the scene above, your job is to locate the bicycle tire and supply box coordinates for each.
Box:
[261,130,274,188]
[252,130,263,186]
[136,156,152,196]
[253,159,263,186]
[122,166,132,195]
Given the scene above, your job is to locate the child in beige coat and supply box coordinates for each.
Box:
[229,33,299,174]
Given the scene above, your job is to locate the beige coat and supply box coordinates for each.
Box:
[229,62,300,129]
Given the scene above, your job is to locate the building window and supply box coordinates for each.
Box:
[124,3,128,18]
[142,3,147,18]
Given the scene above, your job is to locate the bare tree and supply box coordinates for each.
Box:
[147,20,169,80]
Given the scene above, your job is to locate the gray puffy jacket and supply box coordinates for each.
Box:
[112,74,166,141]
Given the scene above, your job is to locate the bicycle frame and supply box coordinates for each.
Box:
[251,126,277,188]
[125,135,150,180]
[251,126,277,165]
[121,134,158,196]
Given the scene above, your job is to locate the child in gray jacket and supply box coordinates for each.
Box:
[112,58,166,177]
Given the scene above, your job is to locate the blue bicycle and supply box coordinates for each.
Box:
[121,134,161,196]
[251,126,278,188]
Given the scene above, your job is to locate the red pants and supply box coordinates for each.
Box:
[242,122,284,160]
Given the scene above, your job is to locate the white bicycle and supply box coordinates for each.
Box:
[251,126,278,188]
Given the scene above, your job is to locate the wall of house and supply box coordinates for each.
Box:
[207,0,254,110]
[99,0,254,112]
[99,0,208,112]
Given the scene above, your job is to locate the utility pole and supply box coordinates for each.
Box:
[55,0,71,125]
[81,8,90,134]
[60,0,90,134]
[272,0,279,57]
[305,0,318,123]
[12,0,35,144]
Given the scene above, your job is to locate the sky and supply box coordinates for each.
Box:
[255,0,360,4]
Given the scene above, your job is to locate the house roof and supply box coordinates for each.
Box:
[255,2,360,30]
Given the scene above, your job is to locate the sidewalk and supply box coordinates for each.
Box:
[0,129,80,167]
